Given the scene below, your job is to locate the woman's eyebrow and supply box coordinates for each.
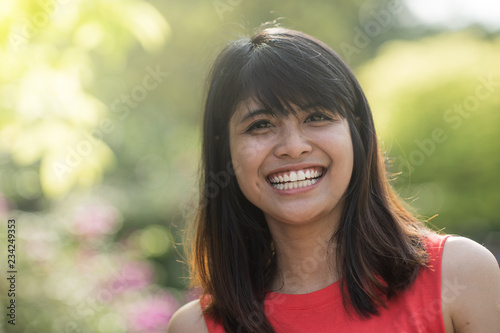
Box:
[239,108,275,123]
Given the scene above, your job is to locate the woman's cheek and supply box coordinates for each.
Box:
[231,142,255,177]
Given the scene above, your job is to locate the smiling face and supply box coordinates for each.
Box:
[229,99,354,229]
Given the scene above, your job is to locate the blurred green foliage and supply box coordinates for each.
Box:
[0,0,499,331]
[358,33,500,241]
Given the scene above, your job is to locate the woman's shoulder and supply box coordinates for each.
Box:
[441,235,498,278]
[441,235,500,332]
[167,299,209,333]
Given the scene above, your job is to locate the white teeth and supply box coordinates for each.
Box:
[269,168,324,189]
[271,178,318,190]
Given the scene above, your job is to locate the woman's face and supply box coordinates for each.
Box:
[229,99,354,229]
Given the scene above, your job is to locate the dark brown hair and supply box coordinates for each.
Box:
[190,27,429,333]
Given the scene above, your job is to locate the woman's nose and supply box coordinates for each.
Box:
[273,125,312,159]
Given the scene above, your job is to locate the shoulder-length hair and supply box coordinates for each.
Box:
[190,27,429,333]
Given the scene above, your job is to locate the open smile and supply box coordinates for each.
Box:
[267,167,325,191]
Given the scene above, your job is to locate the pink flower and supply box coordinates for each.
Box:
[110,261,154,294]
[128,292,179,333]
[73,204,120,237]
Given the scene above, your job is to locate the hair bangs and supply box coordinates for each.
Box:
[234,43,351,119]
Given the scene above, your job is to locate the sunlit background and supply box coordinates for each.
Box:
[0,0,499,332]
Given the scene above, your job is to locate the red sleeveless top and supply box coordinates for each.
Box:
[201,233,449,332]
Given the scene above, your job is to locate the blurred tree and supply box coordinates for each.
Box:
[358,31,500,241]
[0,0,170,200]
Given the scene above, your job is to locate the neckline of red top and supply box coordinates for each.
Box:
[264,279,342,310]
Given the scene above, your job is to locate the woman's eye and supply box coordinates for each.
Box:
[305,113,332,123]
[247,120,273,132]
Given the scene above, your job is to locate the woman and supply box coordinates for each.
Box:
[168,28,500,332]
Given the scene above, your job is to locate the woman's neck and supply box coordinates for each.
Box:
[268,220,340,294]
